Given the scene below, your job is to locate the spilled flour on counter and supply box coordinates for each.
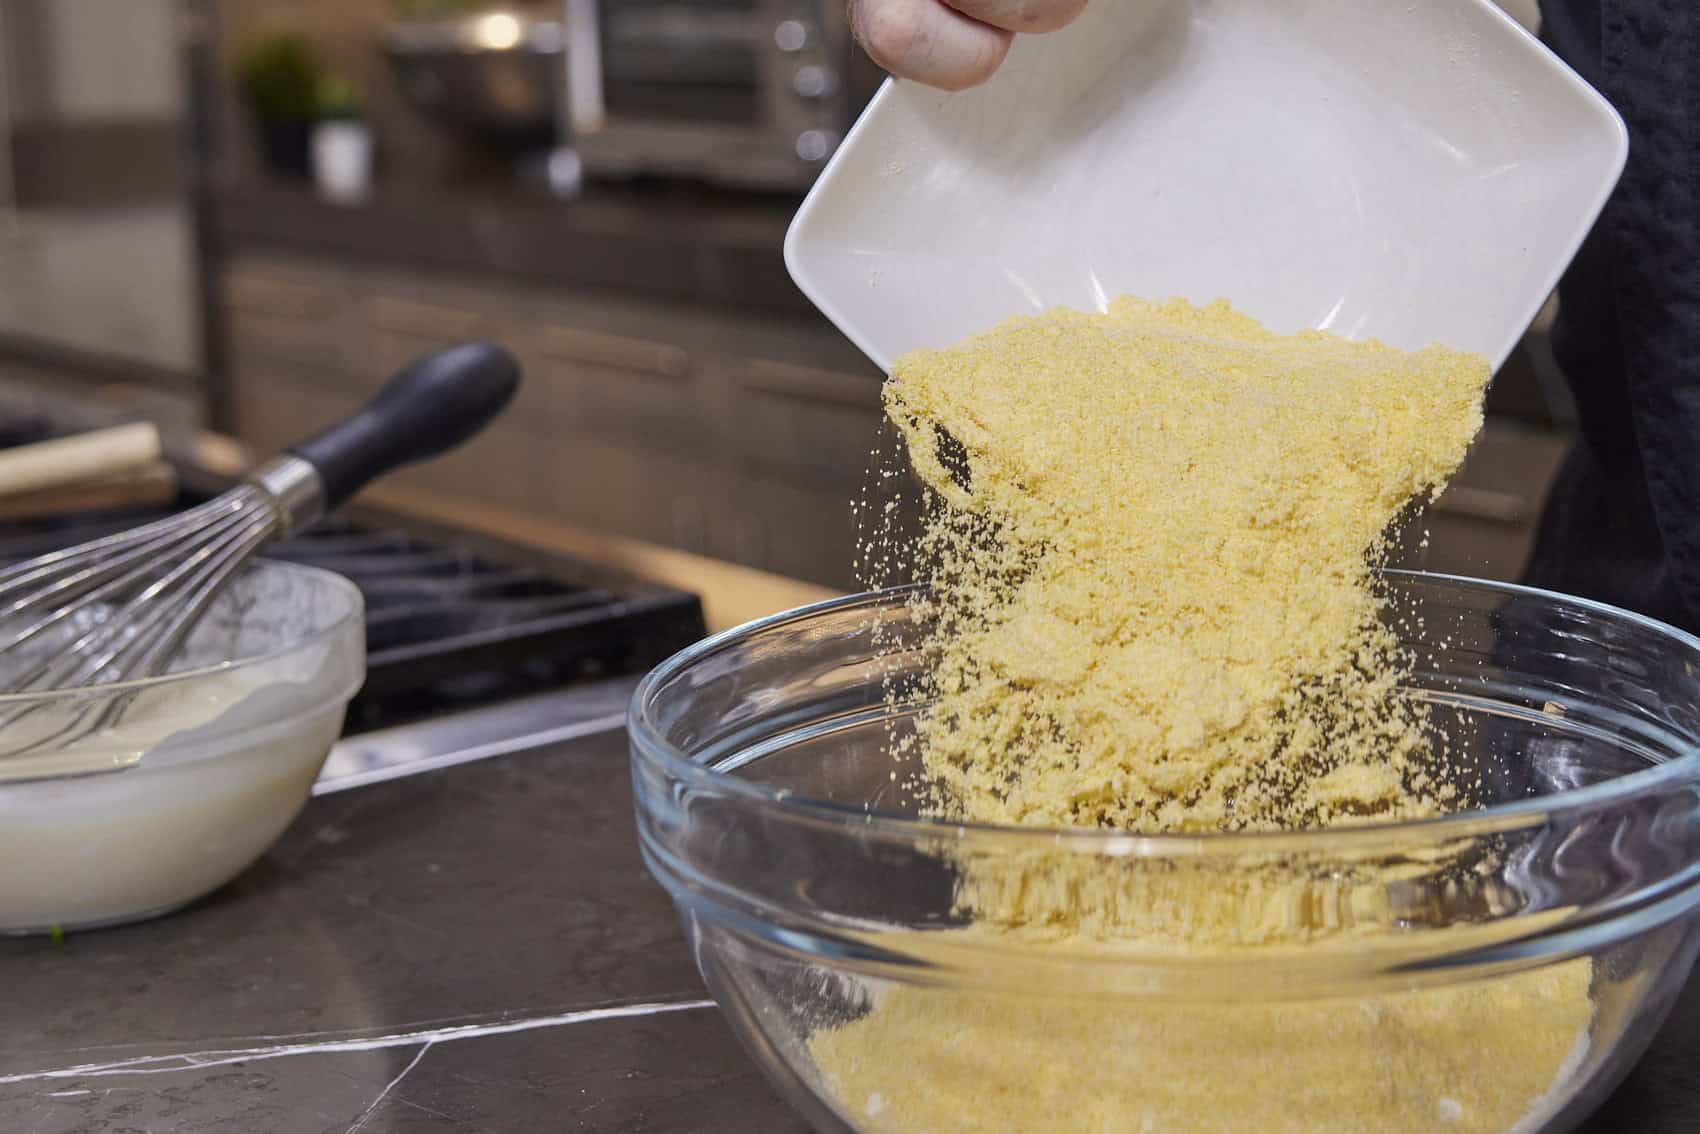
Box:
[810,297,1595,1133]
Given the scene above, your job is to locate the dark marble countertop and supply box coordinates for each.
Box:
[4,710,1698,1132]
[0,721,805,1134]
[206,177,811,319]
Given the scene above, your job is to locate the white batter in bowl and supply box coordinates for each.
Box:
[0,559,364,933]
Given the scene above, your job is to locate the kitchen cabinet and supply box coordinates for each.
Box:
[549,439,730,557]
[731,358,887,488]
[222,262,355,377]
[1388,421,1568,582]
[219,251,884,588]
[534,304,723,455]
[367,293,490,377]
[219,252,1568,591]
[228,362,357,448]
[736,473,862,586]
[233,354,553,519]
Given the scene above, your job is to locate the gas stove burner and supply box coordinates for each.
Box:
[0,500,706,733]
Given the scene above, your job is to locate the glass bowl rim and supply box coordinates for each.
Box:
[629,569,1700,854]
[0,558,365,707]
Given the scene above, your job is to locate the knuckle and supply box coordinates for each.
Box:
[948,0,1086,33]
[853,0,1013,89]
[953,36,1011,88]
[854,0,926,68]
[1023,0,1089,33]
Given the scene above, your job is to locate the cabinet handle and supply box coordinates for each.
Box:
[371,297,483,338]
[544,326,689,378]
[743,359,879,409]
[225,276,332,319]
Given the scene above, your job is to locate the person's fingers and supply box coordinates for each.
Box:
[940,0,1087,34]
[851,0,1013,91]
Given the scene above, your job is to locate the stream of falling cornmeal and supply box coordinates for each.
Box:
[816,297,1594,1134]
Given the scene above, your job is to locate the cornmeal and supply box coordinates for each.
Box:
[811,298,1594,1133]
[812,962,1593,1134]
[885,296,1487,835]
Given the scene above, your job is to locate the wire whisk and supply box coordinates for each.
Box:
[0,341,520,766]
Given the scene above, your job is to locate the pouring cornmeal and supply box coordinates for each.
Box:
[807,295,1596,1133]
[620,2,1691,1131]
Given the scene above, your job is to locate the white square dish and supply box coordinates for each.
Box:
[786,0,1628,373]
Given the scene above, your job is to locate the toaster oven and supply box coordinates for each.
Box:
[574,0,881,191]
[384,1,881,192]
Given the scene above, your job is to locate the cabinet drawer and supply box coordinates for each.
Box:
[387,424,547,516]
[366,295,492,378]
[539,324,710,451]
[231,371,363,458]
[224,270,339,319]
[733,359,884,488]
[222,264,351,374]
[226,311,349,375]
[360,288,538,511]
[368,294,486,341]
[1388,423,1568,580]
[231,368,542,514]
[359,292,553,420]
[543,325,690,379]
[548,439,726,555]
[734,474,861,589]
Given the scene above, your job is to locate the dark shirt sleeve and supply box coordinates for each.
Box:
[1525,0,1700,632]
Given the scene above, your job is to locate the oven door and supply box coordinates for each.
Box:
[601,0,767,125]
[583,0,860,190]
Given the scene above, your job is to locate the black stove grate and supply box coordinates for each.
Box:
[0,491,707,734]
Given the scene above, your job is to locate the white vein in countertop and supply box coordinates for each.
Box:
[0,998,715,1085]
[345,1042,432,1134]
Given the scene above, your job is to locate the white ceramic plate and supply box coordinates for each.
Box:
[786,0,1627,373]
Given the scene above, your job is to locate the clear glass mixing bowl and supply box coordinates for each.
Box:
[629,573,1700,1134]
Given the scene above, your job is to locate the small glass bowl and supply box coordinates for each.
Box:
[630,573,1700,1134]
[0,559,364,934]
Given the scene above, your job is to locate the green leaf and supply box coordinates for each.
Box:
[316,74,363,121]
[236,34,324,124]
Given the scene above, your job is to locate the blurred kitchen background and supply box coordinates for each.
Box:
[0,0,1562,595]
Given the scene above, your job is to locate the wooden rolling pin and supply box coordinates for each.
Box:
[0,422,162,498]
[0,462,178,522]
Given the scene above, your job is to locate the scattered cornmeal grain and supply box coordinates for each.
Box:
[810,297,1594,1133]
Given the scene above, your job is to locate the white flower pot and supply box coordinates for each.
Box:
[311,121,372,204]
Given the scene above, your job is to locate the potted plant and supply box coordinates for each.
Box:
[311,76,374,203]
[235,35,323,178]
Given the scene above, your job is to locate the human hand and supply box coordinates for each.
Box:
[850,0,1088,91]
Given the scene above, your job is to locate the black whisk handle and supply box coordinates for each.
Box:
[288,341,522,511]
